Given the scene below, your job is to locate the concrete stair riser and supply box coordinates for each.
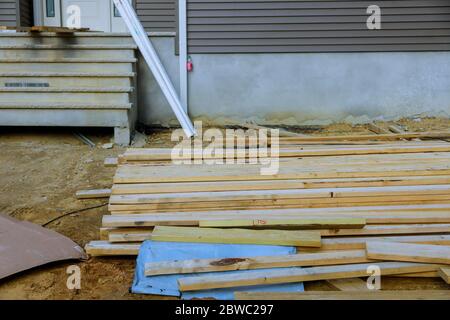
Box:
[0,62,134,73]
[0,49,136,59]
[0,92,131,104]
[0,76,132,88]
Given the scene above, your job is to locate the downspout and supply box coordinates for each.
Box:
[178,0,188,112]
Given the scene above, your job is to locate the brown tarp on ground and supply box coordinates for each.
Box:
[0,214,87,279]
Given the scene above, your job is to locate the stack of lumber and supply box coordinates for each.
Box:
[85,131,450,293]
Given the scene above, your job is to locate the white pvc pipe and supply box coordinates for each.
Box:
[179,0,188,112]
[113,0,196,137]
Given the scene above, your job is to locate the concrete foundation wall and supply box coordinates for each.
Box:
[137,36,180,126]
[140,37,450,126]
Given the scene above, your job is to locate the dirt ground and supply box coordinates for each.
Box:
[0,118,449,300]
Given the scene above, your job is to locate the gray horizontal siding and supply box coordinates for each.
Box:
[136,0,176,32]
[187,0,450,53]
[0,0,16,27]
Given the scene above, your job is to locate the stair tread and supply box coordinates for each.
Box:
[0,87,134,92]
[0,45,137,49]
[0,58,137,63]
[0,72,135,77]
[0,102,132,109]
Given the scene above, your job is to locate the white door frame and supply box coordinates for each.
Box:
[34,0,129,31]
[38,0,62,27]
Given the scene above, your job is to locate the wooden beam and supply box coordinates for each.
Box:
[111,176,450,195]
[367,123,389,135]
[151,226,321,247]
[102,211,450,227]
[107,194,450,211]
[109,185,450,205]
[76,188,111,199]
[438,267,450,284]
[117,144,450,162]
[120,150,450,166]
[109,228,153,243]
[234,291,450,300]
[326,278,370,291]
[392,271,439,278]
[277,131,450,143]
[178,262,440,291]
[144,250,370,276]
[108,200,450,213]
[366,241,450,265]
[319,235,450,250]
[320,224,450,237]
[114,162,450,184]
[199,218,366,229]
[30,26,90,33]
[85,241,140,256]
[104,157,118,167]
[388,124,406,134]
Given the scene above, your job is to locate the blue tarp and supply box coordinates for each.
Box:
[132,240,305,300]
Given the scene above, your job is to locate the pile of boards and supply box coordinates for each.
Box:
[85,131,450,298]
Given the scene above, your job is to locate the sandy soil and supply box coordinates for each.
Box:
[0,119,449,300]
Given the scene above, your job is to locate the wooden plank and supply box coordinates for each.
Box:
[76,188,111,199]
[114,163,450,183]
[392,271,439,278]
[111,176,450,194]
[326,278,370,291]
[102,224,450,242]
[121,150,450,165]
[234,291,450,300]
[389,124,406,134]
[366,241,450,265]
[144,250,370,276]
[109,185,450,205]
[108,203,450,214]
[85,241,140,256]
[367,123,389,135]
[119,144,450,161]
[107,194,450,211]
[102,211,450,227]
[178,262,440,291]
[104,157,118,167]
[199,218,366,229]
[320,235,450,250]
[30,26,90,33]
[109,228,153,243]
[438,267,450,284]
[320,224,450,237]
[277,131,450,143]
[151,226,321,247]
[109,200,450,214]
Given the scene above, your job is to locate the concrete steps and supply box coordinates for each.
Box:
[0,33,138,145]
